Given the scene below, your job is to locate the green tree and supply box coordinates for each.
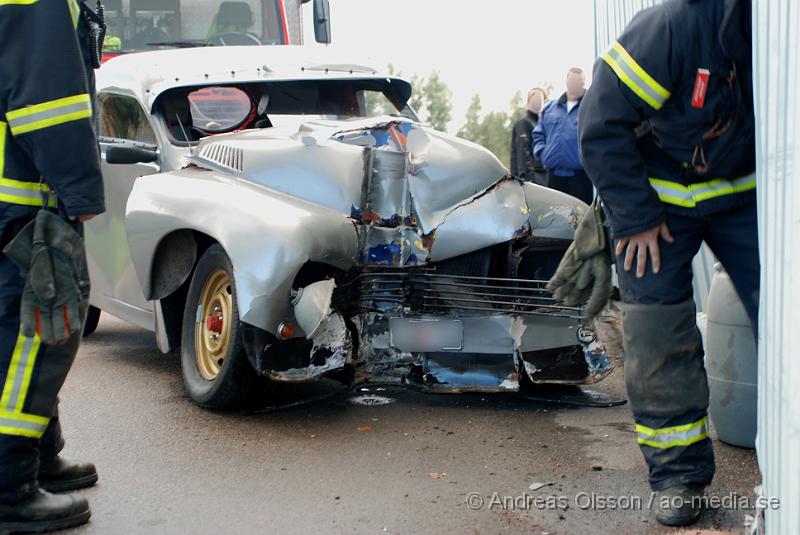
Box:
[457,94,483,141]
[456,92,521,169]
[404,70,453,132]
[368,66,453,132]
[538,82,556,102]
[421,71,453,132]
[508,90,526,128]
[364,63,406,117]
[454,87,559,169]
[408,73,425,114]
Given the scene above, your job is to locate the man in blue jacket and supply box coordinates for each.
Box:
[532,68,593,204]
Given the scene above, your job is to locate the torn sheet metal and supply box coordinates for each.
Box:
[427,178,530,261]
[424,353,520,393]
[274,280,352,382]
[522,182,588,241]
[266,312,352,382]
[516,316,613,386]
[358,150,411,226]
[334,119,510,265]
[357,226,429,266]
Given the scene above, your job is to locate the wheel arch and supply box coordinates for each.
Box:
[151,229,220,353]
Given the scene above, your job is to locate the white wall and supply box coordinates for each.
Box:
[753,0,800,531]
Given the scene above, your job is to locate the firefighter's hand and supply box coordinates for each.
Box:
[69,214,97,222]
[615,223,674,278]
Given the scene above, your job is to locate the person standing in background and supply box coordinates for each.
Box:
[533,68,593,204]
[511,88,548,186]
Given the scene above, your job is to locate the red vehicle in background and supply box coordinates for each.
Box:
[101,0,331,62]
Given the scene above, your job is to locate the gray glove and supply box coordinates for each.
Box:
[3,210,90,345]
[546,201,613,320]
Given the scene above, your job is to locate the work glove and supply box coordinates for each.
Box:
[3,210,90,345]
[546,201,613,321]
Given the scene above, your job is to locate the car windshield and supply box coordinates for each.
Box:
[102,0,288,51]
[159,79,417,143]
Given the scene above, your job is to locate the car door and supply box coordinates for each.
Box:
[84,92,161,327]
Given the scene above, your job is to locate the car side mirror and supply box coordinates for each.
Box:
[312,0,331,44]
[105,145,158,165]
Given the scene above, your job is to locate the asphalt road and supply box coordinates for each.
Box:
[55,315,759,535]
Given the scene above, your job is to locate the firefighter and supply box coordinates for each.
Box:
[0,0,105,532]
[577,0,757,526]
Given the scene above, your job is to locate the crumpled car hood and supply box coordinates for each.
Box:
[189,115,585,266]
[191,116,505,229]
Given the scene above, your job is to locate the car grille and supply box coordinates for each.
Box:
[334,269,582,319]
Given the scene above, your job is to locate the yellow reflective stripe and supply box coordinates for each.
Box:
[649,178,697,207]
[0,0,39,4]
[649,174,757,208]
[67,0,78,28]
[3,411,48,425]
[0,334,48,438]
[0,334,41,414]
[638,433,709,449]
[6,94,92,136]
[0,121,5,178]
[0,177,51,192]
[0,426,43,438]
[602,41,671,110]
[0,192,57,207]
[636,417,710,449]
[0,122,58,207]
[0,178,57,207]
[0,335,27,410]
[0,412,49,439]
[636,417,708,437]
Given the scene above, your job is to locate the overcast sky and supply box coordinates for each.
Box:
[316,0,597,132]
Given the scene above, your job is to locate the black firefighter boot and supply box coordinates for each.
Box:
[0,488,90,533]
[38,457,98,493]
[653,483,706,526]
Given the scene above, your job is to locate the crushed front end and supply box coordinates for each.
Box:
[239,118,613,392]
[333,242,611,392]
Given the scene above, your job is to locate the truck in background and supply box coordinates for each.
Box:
[100,0,331,60]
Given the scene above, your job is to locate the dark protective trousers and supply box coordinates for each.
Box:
[0,216,84,503]
[615,200,759,491]
[547,169,594,205]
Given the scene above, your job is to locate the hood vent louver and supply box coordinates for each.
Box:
[197,143,244,173]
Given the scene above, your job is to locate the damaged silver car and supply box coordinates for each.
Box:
[84,46,612,408]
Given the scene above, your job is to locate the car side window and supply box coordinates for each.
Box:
[97,93,157,145]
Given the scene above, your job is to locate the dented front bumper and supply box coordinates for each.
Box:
[361,312,612,393]
[247,266,613,392]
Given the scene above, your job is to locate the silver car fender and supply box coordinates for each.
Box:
[125,167,359,334]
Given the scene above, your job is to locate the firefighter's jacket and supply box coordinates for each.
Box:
[0,0,105,245]
[579,0,755,238]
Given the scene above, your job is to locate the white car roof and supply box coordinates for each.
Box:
[97,45,403,110]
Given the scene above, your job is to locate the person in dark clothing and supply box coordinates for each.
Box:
[0,0,105,532]
[510,88,548,186]
[533,68,593,204]
[578,0,756,527]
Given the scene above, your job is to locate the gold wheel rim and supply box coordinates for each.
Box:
[194,269,233,381]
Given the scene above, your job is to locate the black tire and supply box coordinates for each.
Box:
[180,244,258,409]
[82,305,101,337]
